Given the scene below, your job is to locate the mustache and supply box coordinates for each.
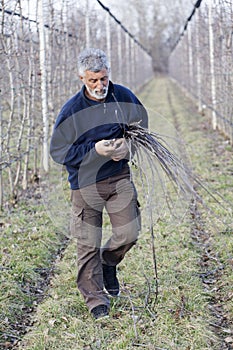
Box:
[94,87,108,93]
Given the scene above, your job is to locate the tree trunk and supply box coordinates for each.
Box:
[38,0,49,172]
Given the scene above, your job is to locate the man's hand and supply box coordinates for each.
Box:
[95,139,117,157]
[95,138,128,161]
[111,138,129,161]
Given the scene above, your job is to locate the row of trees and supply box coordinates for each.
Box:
[169,0,233,143]
[0,0,154,209]
[102,0,195,72]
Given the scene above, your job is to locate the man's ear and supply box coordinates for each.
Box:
[79,75,86,85]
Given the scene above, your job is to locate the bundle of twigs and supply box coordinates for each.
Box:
[111,92,222,210]
[125,122,221,210]
[124,122,228,300]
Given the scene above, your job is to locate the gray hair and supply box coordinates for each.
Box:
[77,48,110,76]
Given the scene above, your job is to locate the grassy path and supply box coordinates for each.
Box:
[0,191,69,349]
[1,76,232,350]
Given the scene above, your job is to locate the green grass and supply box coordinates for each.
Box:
[1,76,233,349]
[18,226,218,350]
[166,78,233,341]
[0,200,67,348]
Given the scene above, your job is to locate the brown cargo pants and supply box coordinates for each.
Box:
[70,167,141,311]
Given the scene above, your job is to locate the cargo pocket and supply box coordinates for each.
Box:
[70,207,86,240]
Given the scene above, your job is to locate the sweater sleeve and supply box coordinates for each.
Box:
[50,114,100,167]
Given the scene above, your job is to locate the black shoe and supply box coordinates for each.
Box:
[102,264,120,297]
[91,304,109,320]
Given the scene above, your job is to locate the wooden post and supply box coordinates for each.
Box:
[195,9,202,113]
[125,34,130,87]
[131,38,135,90]
[208,0,217,130]
[117,25,122,83]
[188,24,194,94]
[85,0,90,47]
[38,0,49,172]
[106,12,111,78]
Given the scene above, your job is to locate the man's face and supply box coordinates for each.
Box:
[80,68,109,101]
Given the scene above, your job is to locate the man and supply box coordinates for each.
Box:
[50,48,148,319]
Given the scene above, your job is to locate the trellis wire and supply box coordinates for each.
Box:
[0,0,153,208]
[169,0,233,144]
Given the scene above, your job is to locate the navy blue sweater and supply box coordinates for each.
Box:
[50,81,148,189]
